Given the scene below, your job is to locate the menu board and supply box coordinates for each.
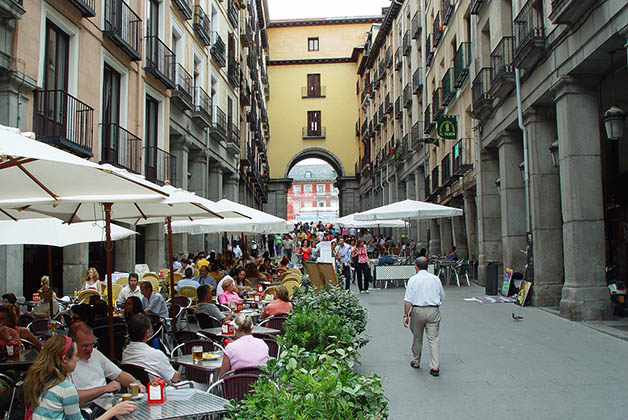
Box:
[318,241,333,263]
[501,268,513,296]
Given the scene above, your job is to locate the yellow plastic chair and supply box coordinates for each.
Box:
[281,274,302,285]
[262,286,277,300]
[173,272,183,283]
[282,280,301,298]
[144,277,160,293]
[107,284,123,303]
[77,289,100,304]
[177,285,198,304]
[142,272,159,280]
[193,268,200,277]
[115,277,129,286]
[287,268,302,277]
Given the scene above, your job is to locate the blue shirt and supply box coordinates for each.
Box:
[335,244,352,264]
[194,275,217,289]
[142,291,168,318]
[176,279,200,290]
[33,379,83,420]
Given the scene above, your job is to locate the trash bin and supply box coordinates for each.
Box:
[485,261,499,295]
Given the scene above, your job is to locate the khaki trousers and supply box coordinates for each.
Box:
[409,306,441,370]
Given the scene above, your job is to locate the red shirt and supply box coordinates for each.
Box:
[262,300,293,318]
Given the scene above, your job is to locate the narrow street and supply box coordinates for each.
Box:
[354,284,628,420]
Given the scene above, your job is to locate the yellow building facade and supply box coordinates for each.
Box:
[265,17,381,218]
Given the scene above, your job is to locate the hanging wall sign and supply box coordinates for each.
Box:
[421,137,440,146]
[437,115,457,139]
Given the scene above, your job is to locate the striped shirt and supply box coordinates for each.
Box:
[33,379,83,420]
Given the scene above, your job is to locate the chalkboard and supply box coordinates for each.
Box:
[501,268,513,297]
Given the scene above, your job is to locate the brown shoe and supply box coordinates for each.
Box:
[430,369,440,377]
[410,360,420,369]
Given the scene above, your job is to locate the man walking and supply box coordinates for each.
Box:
[403,257,445,376]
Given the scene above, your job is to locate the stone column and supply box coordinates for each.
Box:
[405,174,417,241]
[525,107,564,306]
[0,245,23,296]
[553,77,611,320]
[170,136,189,190]
[452,206,468,259]
[497,133,527,272]
[145,224,165,272]
[187,152,209,255]
[440,218,453,255]
[264,178,292,219]
[338,176,360,216]
[223,172,239,202]
[415,168,428,248]
[429,219,441,255]
[208,161,223,202]
[63,244,88,294]
[476,149,502,286]
[463,190,479,260]
[114,222,136,273]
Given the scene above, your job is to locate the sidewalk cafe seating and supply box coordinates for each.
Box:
[172,338,224,384]
[281,280,300,298]
[196,313,222,329]
[115,277,129,286]
[170,295,193,329]
[207,373,260,400]
[77,289,99,304]
[452,260,471,287]
[262,337,279,358]
[258,315,287,335]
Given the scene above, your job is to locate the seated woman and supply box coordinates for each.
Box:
[123,296,144,321]
[80,267,103,293]
[0,305,41,350]
[257,257,275,276]
[217,278,243,305]
[277,256,291,272]
[261,285,292,319]
[23,335,136,420]
[245,263,267,285]
[219,315,269,376]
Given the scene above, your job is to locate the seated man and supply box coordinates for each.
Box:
[68,322,145,405]
[91,300,126,336]
[115,273,142,307]
[176,267,200,290]
[195,285,231,325]
[140,281,168,319]
[30,286,59,319]
[71,303,95,326]
[193,265,217,289]
[122,313,179,383]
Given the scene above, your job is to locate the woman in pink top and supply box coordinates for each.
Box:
[352,239,372,294]
[219,314,269,376]
[261,285,293,318]
[217,278,243,305]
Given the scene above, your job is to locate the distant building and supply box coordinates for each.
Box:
[287,164,339,222]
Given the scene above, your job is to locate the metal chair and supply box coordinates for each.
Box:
[171,296,192,329]
[262,337,280,358]
[20,338,40,352]
[220,367,264,379]
[120,363,159,386]
[146,315,171,357]
[452,260,471,287]
[0,373,23,420]
[207,373,260,400]
[257,315,287,335]
[17,314,33,328]
[26,319,56,335]
[195,313,222,329]
[174,330,204,345]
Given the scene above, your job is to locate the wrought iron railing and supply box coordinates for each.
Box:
[174,63,194,104]
[471,67,493,111]
[385,93,392,114]
[490,36,515,86]
[441,68,456,106]
[33,89,94,156]
[426,34,434,66]
[411,122,420,145]
[413,67,423,94]
[212,104,227,136]
[69,0,95,17]
[145,146,176,186]
[103,0,142,61]
[470,0,485,15]
[172,0,193,19]
[302,85,326,97]
[453,42,472,88]
[395,47,402,71]
[453,137,473,175]
[441,153,451,186]
[432,167,440,193]
[210,32,226,67]
[194,4,211,46]
[144,36,176,89]
[442,0,454,26]
[228,57,240,88]
[424,105,433,133]
[433,11,443,47]
[403,31,411,56]
[433,87,443,118]
[100,122,142,173]
[403,83,411,108]
[302,126,326,138]
[194,86,211,122]
[227,0,239,28]
[514,0,545,56]
[395,97,402,120]
[227,122,240,148]
[412,11,421,39]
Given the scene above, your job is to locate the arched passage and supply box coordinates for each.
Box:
[283,148,346,179]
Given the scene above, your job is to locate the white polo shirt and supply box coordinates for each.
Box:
[68,349,122,390]
[115,285,142,306]
[122,341,176,382]
[404,270,445,307]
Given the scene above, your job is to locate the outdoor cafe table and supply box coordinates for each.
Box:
[171,353,223,377]
[92,389,229,420]
[199,326,280,339]
[0,349,38,371]
[221,308,262,324]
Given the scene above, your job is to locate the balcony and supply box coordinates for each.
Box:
[227,0,239,28]
[441,68,456,106]
[412,12,421,39]
[433,12,443,47]
[361,118,368,138]
[411,122,421,148]
[210,32,226,67]
[228,57,240,88]
[172,0,192,20]
[302,126,326,139]
[374,70,380,90]
[470,67,494,120]
[413,68,423,95]
[403,83,411,109]
[426,35,434,67]
[240,17,251,46]
[425,175,431,200]
[441,153,454,187]
[374,110,381,129]
[512,0,546,70]
[144,36,176,89]
[145,146,176,186]
[385,49,392,69]
[379,104,386,123]
[100,123,141,174]
[385,93,392,115]
[433,88,443,119]
[33,89,94,158]
[442,0,454,25]
[453,42,472,88]
[470,0,486,15]
[431,166,441,196]
[240,143,252,167]
[395,48,402,71]
[226,123,240,154]
[171,63,194,111]
[489,36,515,99]
[69,0,95,17]
[394,97,402,120]
[453,137,473,176]
[210,105,227,140]
[549,0,597,25]
[240,82,251,106]
[191,86,211,128]
[0,0,25,20]
[194,4,211,46]
[103,0,142,61]
[302,85,326,98]
[424,105,434,133]
[369,121,374,138]
[402,31,411,56]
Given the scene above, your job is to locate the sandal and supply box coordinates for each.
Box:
[430,369,440,377]
[410,360,420,369]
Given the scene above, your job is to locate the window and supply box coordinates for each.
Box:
[308,37,319,51]
[145,95,159,180]
[318,201,325,208]
[102,64,121,162]
[316,184,325,194]
[307,111,321,136]
[305,171,312,179]
[304,184,312,193]
[306,74,321,96]
[293,185,301,193]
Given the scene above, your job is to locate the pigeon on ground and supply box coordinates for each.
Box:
[512,312,523,321]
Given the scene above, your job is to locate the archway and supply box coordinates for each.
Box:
[283,147,346,179]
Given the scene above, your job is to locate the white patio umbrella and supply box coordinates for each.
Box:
[0,218,137,247]
[354,199,463,221]
[334,213,408,228]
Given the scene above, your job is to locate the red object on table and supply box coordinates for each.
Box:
[32,293,40,303]
[222,323,235,336]
[257,284,264,293]
[147,378,166,404]
[236,302,243,312]
[6,339,20,360]
[254,294,261,303]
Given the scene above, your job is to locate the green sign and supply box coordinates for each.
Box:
[437,115,457,139]
[421,137,440,147]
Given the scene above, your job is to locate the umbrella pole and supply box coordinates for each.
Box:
[48,246,53,318]
[104,203,115,359]
[166,217,177,333]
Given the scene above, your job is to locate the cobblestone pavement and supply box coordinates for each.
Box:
[354,283,628,420]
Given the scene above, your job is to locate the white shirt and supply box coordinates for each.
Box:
[115,285,142,306]
[233,245,243,258]
[69,349,122,390]
[404,270,445,307]
[122,341,176,382]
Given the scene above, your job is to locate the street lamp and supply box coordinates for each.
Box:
[603,105,626,141]
[548,141,559,167]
